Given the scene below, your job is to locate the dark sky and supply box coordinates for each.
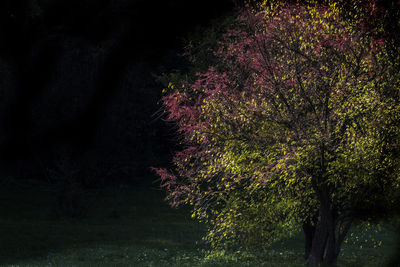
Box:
[1,0,237,68]
[0,0,236,183]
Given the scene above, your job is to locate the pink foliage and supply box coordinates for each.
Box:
[153,2,388,211]
[370,38,385,51]
[150,167,189,207]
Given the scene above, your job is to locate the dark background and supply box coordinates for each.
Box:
[0,0,235,188]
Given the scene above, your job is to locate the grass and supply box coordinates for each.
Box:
[0,177,398,266]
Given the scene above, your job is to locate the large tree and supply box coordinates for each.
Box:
[153,1,400,265]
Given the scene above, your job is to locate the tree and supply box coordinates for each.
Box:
[153,1,400,265]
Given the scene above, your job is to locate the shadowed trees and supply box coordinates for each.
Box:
[0,0,235,217]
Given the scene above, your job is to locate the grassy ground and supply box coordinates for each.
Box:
[0,178,398,266]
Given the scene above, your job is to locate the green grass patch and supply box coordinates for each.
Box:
[0,178,398,266]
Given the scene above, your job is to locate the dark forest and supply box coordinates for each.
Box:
[0,0,234,184]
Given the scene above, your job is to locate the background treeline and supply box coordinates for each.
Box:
[0,0,234,187]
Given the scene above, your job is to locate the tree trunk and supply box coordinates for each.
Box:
[324,218,353,266]
[307,205,350,266]
[303,221,314,260]
[302,215,317,259]
[324,225,339,266]
[307,209,329,266]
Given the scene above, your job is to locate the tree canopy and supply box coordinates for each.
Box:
[153,1,400,265]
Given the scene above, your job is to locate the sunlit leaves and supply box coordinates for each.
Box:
[153,0,400,252]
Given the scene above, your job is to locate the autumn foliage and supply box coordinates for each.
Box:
[153,1,400,265]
